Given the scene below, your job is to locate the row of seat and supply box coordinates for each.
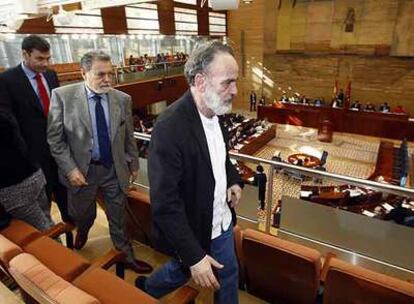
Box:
[126,189,414,303]
[0,219,198,304]
[234,227,414,304]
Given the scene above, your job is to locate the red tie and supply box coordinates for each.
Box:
[35,73,50,117]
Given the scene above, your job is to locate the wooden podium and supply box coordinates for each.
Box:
[318,120,333,143]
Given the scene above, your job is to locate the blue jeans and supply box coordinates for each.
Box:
[145,226,239,304]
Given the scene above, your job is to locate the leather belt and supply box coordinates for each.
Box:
[90,159,103,165]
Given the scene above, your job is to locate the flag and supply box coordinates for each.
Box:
[345,80,352,108]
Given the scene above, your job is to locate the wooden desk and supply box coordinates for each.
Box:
[258,104,414,140]
[288,153,321,168]
[238,125,276,155]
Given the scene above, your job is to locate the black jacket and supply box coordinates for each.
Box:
[0,65,60,186]
[0,111,37,188]
[148,90,242,267]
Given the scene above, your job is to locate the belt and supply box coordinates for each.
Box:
[90,159,103,165]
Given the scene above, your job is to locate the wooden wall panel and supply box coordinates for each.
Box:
[227,0,264,109]
[116,76,188,108]
[101,6,127,34]
[263,54,414,115]
[18,17,55,34]
[197,0,209,36]
[228,0,414,115]
[157,0,175,35]
[391,0,414,56]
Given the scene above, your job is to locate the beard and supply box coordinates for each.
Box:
[94,85,112,94]
[204,84,232,116]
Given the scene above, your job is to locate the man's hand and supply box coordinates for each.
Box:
[128,170,138,190]
[227,184,242,208]
[67,168,88,187]
[190,255,223,290]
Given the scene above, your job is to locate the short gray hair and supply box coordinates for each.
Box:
[184,40,234,86]
[80,51,111,71]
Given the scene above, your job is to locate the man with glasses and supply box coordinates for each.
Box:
[47,50,152,274]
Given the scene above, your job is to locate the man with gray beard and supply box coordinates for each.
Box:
[136,41,243,303]
[47,50,152,274]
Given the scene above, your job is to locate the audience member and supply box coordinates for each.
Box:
[364,103,376,112]
[350,100,362,110]
[393,105,406,114]
[379,102,391,113]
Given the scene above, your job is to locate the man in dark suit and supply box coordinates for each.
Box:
[249,90,257,111]
[253,165,267,210]
[0,35,70,224]
[137,41,243,303]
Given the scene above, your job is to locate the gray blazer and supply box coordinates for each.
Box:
[47,82,139,193]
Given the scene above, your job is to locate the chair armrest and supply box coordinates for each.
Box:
[90,248,126,271]
[160,285,199,304]
[42,222,75,239]
[320,252,336,282]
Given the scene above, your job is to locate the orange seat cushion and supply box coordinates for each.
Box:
[9,253,99,304]
[0,235,23,268]
[23,236,90,282]
[325,258,414,304]
[74,268,158,304]
[1,219,41,247]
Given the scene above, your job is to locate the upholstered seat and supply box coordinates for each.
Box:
[74,268,158,304]
[324,258,414,304]
[9,253,99,304]
[23,236,90,282]
[241,229,321,304]
[0,234,23,268]
[1,219,42,247]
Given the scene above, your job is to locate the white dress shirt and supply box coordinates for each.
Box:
[198,111,232,240]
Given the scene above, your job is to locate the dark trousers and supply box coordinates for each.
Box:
[68,164,135,263]
[45,179,71,223]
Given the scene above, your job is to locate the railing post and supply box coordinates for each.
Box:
[265,164,275,233]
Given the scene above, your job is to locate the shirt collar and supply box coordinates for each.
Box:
[21,62,38,79]
[198,109,218,126]
[85,84,104,100]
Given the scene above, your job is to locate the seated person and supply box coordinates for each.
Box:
[259,95,266,106]
[314,98,323,106]
[393,105,406,114]
[301,96,309,104]
[379,102,391,113]
[281,94,288,102]
[350,100,362,110]
[331,98,343,108]
[364,103,376,111]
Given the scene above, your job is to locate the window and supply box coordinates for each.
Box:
[209,12,226,36]
[174,0,197,5]
[54,9,104,34]
[174,7,198,35]
[126,3,160,34]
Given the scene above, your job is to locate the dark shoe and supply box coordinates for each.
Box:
[125,259,153,274]
[74,231,88,250]
[135,275,147,292]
